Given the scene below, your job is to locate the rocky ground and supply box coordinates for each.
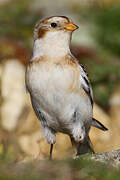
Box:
[1,150,120,179]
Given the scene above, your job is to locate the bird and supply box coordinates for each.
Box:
[25,16,108,159]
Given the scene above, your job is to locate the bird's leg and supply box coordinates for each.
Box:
[70,135,94,156]
[49,144,53,160]
[43,127,56,160]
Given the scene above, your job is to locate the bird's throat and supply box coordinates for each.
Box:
[32,31,71,60]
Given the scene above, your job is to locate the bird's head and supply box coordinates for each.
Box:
[34,16,79,40]
[33,16,79,59]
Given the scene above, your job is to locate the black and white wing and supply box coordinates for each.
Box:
[79,64,93,107]
[79,64,108,131]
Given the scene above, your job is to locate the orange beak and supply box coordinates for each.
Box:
[64,22,79,31]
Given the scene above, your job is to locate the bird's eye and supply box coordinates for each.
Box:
[51,23,57,28]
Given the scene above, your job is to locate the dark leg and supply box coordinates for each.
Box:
[77,136,95,155]
[49,144,53,160]
[70,135,94,156]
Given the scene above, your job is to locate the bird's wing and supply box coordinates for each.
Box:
[79,64,93,107]
[30,95,47,127]
[79,64,108,131]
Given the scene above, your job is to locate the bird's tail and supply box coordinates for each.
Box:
[91,118,108,131]
[70,136,94,155]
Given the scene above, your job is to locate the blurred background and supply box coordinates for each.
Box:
[0,0,120,161]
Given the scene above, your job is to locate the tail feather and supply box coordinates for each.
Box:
[70,136,94,156]
[91,118,108,131]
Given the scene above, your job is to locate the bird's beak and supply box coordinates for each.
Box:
[64,22,79,31]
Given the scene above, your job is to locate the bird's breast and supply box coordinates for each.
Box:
[26,61,79,96]
[26,61,78,111]
[26,61,92,131]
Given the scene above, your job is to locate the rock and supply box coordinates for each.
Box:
[90,104,111,153]
[75,149,120,168]
[109,89,120,150]
[18,131,44,159]
[109,89,120,127]
[91,149,120,168]
[1,60,26,131]
[1,150,120,180]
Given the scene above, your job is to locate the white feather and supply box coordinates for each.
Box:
[32,31,71,59]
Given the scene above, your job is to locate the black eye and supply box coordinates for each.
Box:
[51,23,57,28]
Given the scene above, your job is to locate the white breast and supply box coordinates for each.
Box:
[28,62,73,107]
[27,62,92,131]
[33,31,71,59]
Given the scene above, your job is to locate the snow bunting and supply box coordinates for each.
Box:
[25,16,108,159]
